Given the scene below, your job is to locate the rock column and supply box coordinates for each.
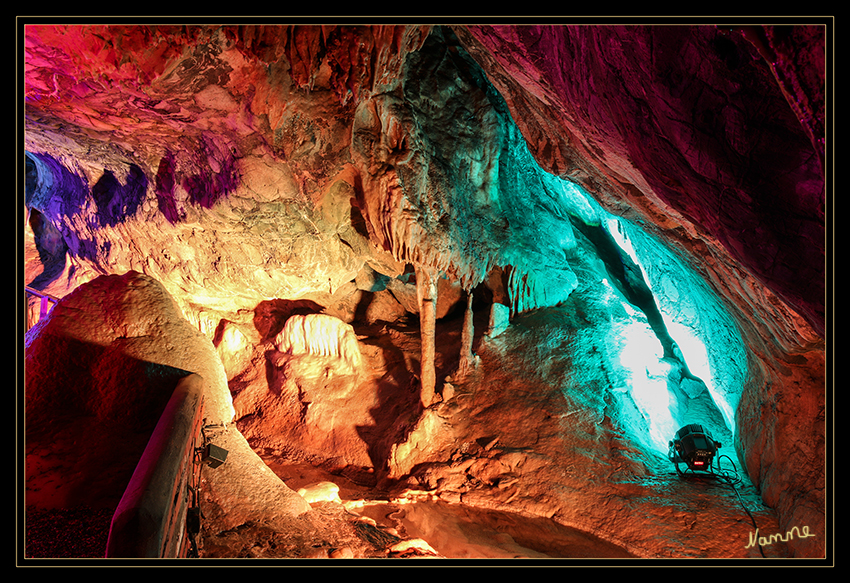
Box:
[416,265,438,407]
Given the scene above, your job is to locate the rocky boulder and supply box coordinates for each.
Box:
[24,271,310,534]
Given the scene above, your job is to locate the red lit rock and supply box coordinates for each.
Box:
[25,270,234,431]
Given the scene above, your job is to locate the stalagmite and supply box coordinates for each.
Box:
[416,265,439,407]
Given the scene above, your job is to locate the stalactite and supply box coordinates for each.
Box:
[274,313,363,372]
[455,289,476,378]
[415,264,438,407]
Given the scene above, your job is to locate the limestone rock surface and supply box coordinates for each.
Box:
[454,24,825,337]
[22,22,828,560]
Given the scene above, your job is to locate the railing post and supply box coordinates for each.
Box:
[24,287,61,331]
[40,295,50,319]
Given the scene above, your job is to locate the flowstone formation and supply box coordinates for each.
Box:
[23,22,827,560]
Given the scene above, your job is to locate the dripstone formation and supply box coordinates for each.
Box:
[23,23,827,559]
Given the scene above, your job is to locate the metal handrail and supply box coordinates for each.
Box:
[105,373,206,558]
[24,286,61,331]
[25,285,211,557]
[26,286,213,557]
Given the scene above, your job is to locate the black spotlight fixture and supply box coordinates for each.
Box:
[201,443,229,468]
[668,424,721,472]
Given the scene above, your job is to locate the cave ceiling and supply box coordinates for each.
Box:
[21,23,827,352]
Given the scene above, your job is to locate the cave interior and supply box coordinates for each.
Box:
[21,21,830,561]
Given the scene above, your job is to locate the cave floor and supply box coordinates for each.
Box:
[228,454,784,561]
[260,457,637,560]
[22,303,787,561]
[214,303,787,561]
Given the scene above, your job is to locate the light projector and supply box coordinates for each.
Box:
[668,424,721,472]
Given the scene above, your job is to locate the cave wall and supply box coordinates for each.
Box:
[453,24,825,338]
[449,25,827,556]
[22,21,828,558]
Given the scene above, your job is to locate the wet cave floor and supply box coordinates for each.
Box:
[202,301,783,561]
[258,458,638,560]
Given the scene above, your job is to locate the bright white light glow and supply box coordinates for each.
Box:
[607,215,736,436]
[612,319,679,455]
[221,324,248,355]
[564,186,740,457]
[606,217,642,273]
[663,317,735,433]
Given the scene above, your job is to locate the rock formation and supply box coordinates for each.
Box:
[22,21,829,560]
[274,313,363,370]
[24,272,310,535]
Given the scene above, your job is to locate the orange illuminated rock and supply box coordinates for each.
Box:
[23,23,827,559]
